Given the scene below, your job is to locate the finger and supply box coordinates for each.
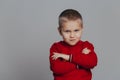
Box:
[53,52,56,55]
[52,56,56,60]
[52,57,56,60]
[51,55,58,60]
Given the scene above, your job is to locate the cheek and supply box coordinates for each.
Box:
[75,32,82,37]
[62,33,69,39]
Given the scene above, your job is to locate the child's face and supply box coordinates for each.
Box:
[60,19,83,46]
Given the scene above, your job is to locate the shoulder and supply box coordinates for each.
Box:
[83,41,93,45]
[50,41,62,48]
[82,41,94,49]
[49,41,63,52]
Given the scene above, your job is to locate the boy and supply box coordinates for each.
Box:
[49,9,98,80]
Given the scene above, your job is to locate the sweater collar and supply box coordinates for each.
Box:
[60,40,83,47]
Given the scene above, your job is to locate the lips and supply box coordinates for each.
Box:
[70,39,76,41]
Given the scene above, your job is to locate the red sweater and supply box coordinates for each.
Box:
[49,40,98,80]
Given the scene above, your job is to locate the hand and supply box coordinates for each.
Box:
[82,48,91,54]
[51,52,70,61]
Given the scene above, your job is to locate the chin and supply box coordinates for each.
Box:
[68,42,77,46]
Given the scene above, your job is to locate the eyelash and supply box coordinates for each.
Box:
[75,30,79,32]
[64,30,79,33]
[65,30,70,32]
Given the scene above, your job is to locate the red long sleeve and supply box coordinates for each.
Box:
[71,41,98,69]
[49,43,77,75]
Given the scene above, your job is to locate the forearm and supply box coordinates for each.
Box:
[70,52,98,69]
[50,58,77,75]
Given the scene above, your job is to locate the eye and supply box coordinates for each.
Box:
[64,30,70,33]
[74,29,79,32]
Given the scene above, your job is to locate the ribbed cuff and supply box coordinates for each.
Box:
[76,65,79,69]
[69,54,72,62]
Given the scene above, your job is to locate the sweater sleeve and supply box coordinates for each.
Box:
[71,41,98,69]
[49,43,76,75]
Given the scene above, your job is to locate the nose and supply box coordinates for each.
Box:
[70,32,75,38]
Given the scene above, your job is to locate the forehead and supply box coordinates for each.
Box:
[62,19,82,29]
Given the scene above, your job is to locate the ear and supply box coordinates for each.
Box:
[81,27,83,32]
[58,27,62,35]
[81,27,83,30]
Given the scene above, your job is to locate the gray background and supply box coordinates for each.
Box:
[0,0,120,80]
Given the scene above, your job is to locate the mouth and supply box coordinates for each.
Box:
[70,39,76,41]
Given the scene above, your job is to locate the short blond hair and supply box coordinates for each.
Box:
[58,9,83,33]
